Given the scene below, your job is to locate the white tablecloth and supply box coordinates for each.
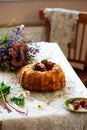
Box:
[0,42,87,130]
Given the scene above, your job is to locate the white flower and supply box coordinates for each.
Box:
[20,24,25,34]
[19,91,30,97]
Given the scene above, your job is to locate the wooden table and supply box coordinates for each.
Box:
[0,42,87,130]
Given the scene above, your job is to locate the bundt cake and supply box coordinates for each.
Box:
[19,59,66,92]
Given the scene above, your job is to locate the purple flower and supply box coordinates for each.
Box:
[29,47,34,53]
[27,39,32,43]
[12,29,22,35]
[7,39,14,44]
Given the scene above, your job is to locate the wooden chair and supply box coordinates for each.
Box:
[39,9,87,87]
[0,121,2,130]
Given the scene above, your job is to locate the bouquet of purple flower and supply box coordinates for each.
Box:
[0,25,39,71]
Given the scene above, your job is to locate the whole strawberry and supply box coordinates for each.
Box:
[73,103,80,110]
[73,100,80,110]
[46,61,53,70]
[80,98,86,108]
[34,62,46,71]
[85,102,87,109]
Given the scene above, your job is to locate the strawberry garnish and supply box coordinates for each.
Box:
[32,59,55,71]
[46,61,53,70]
[32,62,46,71]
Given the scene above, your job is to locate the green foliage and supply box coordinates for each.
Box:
[0,82,10,97]
[11,95,25,106]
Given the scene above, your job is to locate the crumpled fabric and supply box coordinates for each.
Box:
[44,8,79,56]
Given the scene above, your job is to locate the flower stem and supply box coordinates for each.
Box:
[1,91,12,113]
[5,97,27,115]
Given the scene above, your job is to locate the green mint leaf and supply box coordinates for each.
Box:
[11,96,25,106]
[0,82,10,98]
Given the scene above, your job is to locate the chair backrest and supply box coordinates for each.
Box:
[39,9,87,71]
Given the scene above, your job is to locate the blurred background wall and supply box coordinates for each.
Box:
[0,0,87,25]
